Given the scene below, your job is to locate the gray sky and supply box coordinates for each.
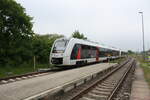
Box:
[16,0,150,51]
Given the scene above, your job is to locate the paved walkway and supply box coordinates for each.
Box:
[0,63,116,100]
[130,62,150,100]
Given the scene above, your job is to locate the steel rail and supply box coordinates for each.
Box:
[107,59,135,100]
[70,58,133,100]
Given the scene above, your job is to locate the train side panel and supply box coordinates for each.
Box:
[50,38,123,66]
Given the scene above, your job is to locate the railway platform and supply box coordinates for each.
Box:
[0,63,116,100]
[130,62,150,100]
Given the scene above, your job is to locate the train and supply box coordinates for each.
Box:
[49,38,126,66]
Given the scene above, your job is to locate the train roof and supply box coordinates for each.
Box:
[63,38,121,51]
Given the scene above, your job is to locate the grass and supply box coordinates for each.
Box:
[137,55,150,87]
[109,57,126,64]
[0,63,51,78]
[140,61,150,86]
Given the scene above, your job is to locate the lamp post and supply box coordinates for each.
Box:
[139,11,145,60]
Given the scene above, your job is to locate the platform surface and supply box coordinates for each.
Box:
[0,63,116,100]
[130,62,150,100]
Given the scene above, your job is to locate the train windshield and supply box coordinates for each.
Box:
[52,39,68,53]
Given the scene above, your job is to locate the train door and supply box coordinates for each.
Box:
[71,44,81,60]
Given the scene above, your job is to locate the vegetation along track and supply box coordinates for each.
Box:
[70,58,135,100]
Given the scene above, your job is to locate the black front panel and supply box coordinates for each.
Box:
[51,58,63,64]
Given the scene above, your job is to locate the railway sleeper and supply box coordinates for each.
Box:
[102,80,117,83]
[91,90,111,96]
[8,79,15,82]
[99,83,115,88]
[103,81,116,85]
[27,75,34,78]
[97,85,114,89]
[85,92,107,100]
[79,96,95,100]
[95,87,112,92]
[15,77,22,80]
[0,80,8,84]
[100,83,115,87]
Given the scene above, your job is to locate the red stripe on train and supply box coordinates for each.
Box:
[77,47,81,59]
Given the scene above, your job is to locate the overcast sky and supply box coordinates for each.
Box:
[16,0,150,51]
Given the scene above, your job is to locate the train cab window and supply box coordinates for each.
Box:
[52,39,68,53]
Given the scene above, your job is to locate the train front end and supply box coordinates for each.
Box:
[50,38,68,65]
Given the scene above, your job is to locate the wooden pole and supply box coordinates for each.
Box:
[34,56,36,70]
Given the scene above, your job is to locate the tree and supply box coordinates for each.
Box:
[72,30,87,40]
[0,0,33,66]
[32,34,64,64]
[128,50,134,54]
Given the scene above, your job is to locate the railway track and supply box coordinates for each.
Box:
[0,63,105,85]
[0,69,56,84]
[0,65,92,85]
[0,59,121,85]
[69,58,135,100]
[0,65,80,85]
[0,63,88,85]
